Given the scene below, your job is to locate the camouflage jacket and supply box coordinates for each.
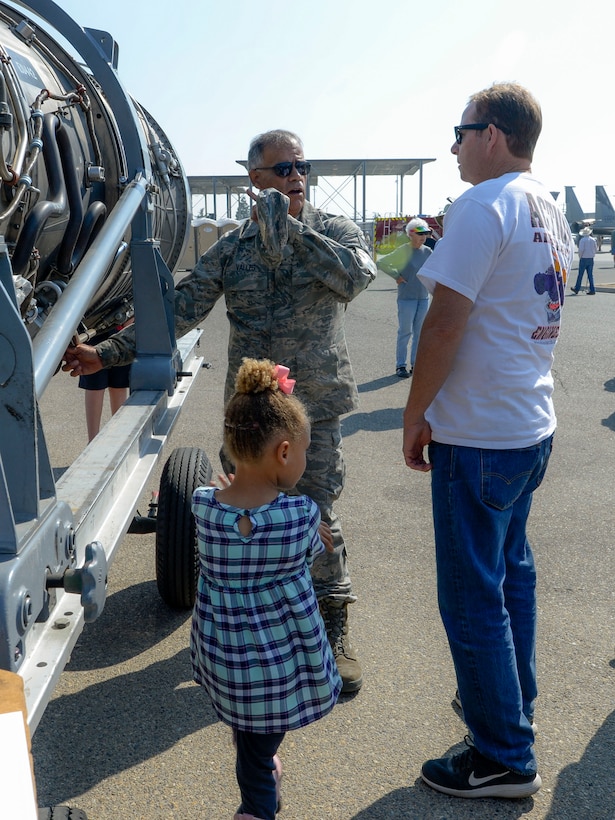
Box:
[98,194,376,421]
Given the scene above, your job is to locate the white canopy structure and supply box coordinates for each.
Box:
[188,156,436,223]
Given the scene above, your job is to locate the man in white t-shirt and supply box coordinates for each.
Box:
[571,226,598,294]
[402,83,575,800]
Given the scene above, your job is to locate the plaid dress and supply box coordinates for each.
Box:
[190,488,342,733]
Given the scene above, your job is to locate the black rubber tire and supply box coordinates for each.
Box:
[38,808,88,819]
[155,446,212,608]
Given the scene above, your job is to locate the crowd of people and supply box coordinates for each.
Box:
[63,82,577,817]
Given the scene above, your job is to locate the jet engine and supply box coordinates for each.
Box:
[0,0,189,340]
[0,0,203,732]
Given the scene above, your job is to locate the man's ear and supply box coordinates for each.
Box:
[487,123,503,152]
[249,169,261,191]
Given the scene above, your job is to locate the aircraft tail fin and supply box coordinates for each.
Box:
[595,186,615,221]
[564,187,586,223]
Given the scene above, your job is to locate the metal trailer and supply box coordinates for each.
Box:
[0,0,207,733]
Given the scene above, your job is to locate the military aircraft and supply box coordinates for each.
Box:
[565,186,615,243]
[564,186,593,233]
[594,186,615,238]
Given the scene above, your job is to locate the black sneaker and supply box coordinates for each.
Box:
[396,366,410,378]
[421,741,541,799]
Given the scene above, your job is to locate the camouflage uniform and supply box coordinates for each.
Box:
[98,190,376,604]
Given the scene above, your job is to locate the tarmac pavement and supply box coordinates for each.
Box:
[32,250,615,819]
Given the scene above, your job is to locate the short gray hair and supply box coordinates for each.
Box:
[247,130,303,170]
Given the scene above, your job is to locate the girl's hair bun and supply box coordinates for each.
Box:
[235,358,279,394]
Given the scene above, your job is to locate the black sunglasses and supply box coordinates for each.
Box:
[253,160,312,177]
[454,123,511,144]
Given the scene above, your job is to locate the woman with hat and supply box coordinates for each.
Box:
[378,217,432,377]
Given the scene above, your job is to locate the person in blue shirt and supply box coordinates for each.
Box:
[378,218,432,378]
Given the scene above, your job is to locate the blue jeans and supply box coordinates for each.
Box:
[428,436,553,775]
[396,298,429,368]
[574,258,595,292]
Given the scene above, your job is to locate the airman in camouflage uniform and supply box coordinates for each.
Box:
[64,129,376,693]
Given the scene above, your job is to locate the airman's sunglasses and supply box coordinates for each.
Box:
[253,160,312,177]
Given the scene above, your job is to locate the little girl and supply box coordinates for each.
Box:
[190,358,342,820]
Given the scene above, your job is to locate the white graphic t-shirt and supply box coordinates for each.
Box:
[418,172,575,449]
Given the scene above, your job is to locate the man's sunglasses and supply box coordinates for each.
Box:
[253,160,312,177]
[454,123,511,144]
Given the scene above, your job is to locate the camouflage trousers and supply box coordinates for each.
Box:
[220,417,355,604]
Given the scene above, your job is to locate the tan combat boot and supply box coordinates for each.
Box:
[319,600,363,693]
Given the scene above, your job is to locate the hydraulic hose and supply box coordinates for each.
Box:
[11,113,67,278]
[54,123,84,275]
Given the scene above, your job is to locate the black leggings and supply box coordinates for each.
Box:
[235,729,285,819]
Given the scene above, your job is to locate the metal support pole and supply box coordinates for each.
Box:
[419,162,424,215]
[362,160,367,225]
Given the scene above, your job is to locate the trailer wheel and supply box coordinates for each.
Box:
[155,447,212,608]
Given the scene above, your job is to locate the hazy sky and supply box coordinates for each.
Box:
[24,0,615,218]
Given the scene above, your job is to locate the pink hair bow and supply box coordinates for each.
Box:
[273,364,295,395]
